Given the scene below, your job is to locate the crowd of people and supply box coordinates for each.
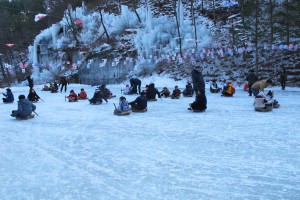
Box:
[2,66,288,118]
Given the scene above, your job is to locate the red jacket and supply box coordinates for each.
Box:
[78,91,87,99]
[67,93,78,101]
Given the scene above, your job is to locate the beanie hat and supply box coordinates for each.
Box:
[19,95,25,100]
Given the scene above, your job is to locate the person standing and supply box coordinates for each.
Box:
[279,67,287,90]
[27,75,34,91]
[246,69,258,96]
[59,76,69,92]
[251,79,273,97]
[191,65,207,109]
[130,78,142,94]
[192,66,206,97]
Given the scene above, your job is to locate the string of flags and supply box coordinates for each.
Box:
[34,13,48,22]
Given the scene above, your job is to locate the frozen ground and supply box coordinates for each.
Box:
[0,77,300,200]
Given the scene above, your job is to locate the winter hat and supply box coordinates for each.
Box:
[70,90,74,93]
[6,88,11,92]
[19,95,25,100]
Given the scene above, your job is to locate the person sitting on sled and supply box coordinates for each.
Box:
[189,89,207,112]
[254,91,270,109]
[66,90,78,102]
[89,89,107,104]
[42,84,50,91]
[11,95,36,118]
[78,88,88,99]
[115,96,131,112]
[221,82,235,97]
[129,92,147,110]
[183,83,194,96]
[265,90,280,108]
[28,89,41,102]
[51,82,59,93]
[122,85,132,95]
[146,83,161,100]
[2,88,14,103]
[210,79,221,93]
[160,87,170,98]
[171,86,181,98]
[99,84,115,98]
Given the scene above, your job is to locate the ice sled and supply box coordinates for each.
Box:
[107,94,116,99]
[188,108,205,113]
[90,101,102,105]
[132,108,147,113]
[171,96,180,99]
[183,94,193,97]
[114,110,131,116]
[254,107,273,112]
[15,114,35,120]
[148,99,157,101]
[3,101,14,104]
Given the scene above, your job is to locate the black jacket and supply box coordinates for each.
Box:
[246,72,258,85]
[130,95,148,109]
[28,91,40,101]
[192,69,205,94]
[191,93,207,111]
[146,83,161,99]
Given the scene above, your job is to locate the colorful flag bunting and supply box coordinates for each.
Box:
[34,13,47,22]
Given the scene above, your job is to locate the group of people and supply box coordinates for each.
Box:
[4,64,287,118]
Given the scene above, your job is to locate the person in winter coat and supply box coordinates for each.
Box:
[2,88,14,103]
[59,76,69,92]
[246,69,258,96]
[222,82,236,97]
[27,75,34,91]
[66,90,78,102]
[116,96,131,112]
[11,95,36,118]
[99,84,111,98]
[160,87,170,98]
[189,92,207,112]
[192,66,206,99]
[51,82,58,93]
[78,88,88,99]
[171,86,181,98]
[130,78,142,94]
[183,83,194,96]
[122,85,132,95]
[210,79,221,93]
[146,83,161,100]
[89,89,108,104]
[251,79,273,97]
[129,92,148,110]
[27,89,41,102]
[279,68,287,90]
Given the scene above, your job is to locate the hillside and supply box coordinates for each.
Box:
[0,0,299,87]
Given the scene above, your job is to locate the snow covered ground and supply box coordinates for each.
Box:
[1,76,300,200]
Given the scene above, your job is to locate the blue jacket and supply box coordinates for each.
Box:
[131,95,148,109]
[192,69,205,94]
[14,99,36,117]
[118,99,130,111]
[3,91,14,102]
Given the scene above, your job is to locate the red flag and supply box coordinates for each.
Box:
[6,44,15,47]
[35,13,47,22]
[74,19,84,24]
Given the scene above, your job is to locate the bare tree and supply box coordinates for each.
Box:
[173,0,183,57]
